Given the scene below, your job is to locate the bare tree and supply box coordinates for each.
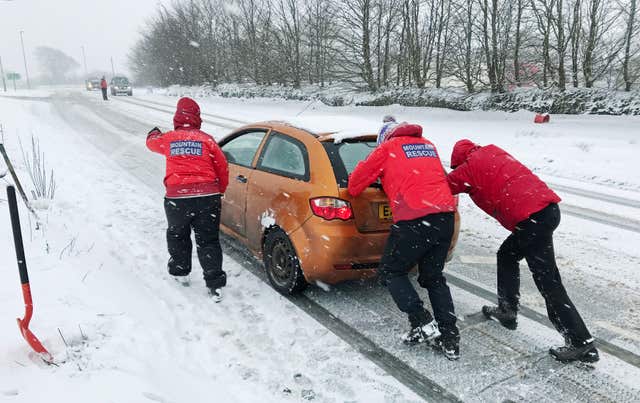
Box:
[479,0,513,92]
[335,0,377,90]
[622,0,639,90]
[581,0,623,88]
[568,0,582,87]
[275,0,304,87]
[531,0,556,87]
[449,0,482,91]
[305,0,338,87]
[513,0,526,86]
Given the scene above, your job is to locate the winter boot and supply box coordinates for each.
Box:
[209,288,223,303]
[402,320,441,345]
[482,302,517,330]
[550,340,599,363]
[173,274,191,287]
[434,336,460,361]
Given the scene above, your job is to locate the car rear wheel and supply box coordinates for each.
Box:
[263,229,307,294]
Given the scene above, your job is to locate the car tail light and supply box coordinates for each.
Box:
[309,197,353,221]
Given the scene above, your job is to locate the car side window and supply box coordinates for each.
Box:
[221,131,267,168]
[257,133,309,181]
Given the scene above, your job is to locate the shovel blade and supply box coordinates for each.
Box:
[17,318,53,363]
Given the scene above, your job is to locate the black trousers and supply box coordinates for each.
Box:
[101,88,108,100]
[378,212,458,339]
[164,195,226,290]
[497,203,592,346]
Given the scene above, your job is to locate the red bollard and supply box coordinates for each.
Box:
[534,113,550,123]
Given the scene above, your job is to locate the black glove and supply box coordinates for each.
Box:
[148,127,161,136]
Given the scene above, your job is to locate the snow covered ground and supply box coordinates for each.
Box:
[1,87,640,402]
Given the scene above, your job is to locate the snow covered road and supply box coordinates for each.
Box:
[1,88,639,402]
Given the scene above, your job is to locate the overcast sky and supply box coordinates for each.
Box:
[0,0,164,78]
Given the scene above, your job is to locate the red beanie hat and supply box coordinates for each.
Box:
[173,97,202,129]
[450,139,481,169]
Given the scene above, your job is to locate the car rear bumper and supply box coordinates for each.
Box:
[290,210,460,285]
[289,216,388,284]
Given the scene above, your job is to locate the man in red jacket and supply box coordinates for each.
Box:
[100,76,108,101]
[146,97,229,301]
[447,139,598,363]
[349,123,460,360]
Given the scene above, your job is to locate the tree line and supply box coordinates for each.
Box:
[129,0,639,92]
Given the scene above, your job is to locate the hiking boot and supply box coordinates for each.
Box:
[173,274,191,287]
[550,341,599,363]
[402,320,441,345]
[482,303,517,330]
[434,336,460,361]
[209,288,223,303]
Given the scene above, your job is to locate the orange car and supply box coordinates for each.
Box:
[218,121,460,294]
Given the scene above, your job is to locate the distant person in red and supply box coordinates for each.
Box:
[100,76,108,101]
[447,139,598,363]
[146,97,229,302]
[349,123,460,360]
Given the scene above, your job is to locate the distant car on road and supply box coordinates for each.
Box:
[109,76,133,96]
[85,77,101,91]
[217,121,460,294]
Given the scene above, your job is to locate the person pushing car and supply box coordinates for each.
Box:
[447,139,598,363]
[146,97,229,302]
[349,122,460,360]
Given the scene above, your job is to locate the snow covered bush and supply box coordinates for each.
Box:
[156,83,640,115]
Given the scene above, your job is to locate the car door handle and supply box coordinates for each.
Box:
[236,175,247,183]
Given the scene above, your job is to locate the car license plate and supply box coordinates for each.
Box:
[378,204,392,220]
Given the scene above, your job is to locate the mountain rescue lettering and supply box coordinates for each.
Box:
[402,143,438,159]
[170,140,203,156]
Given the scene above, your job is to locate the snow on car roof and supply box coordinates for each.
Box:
[267,116,379,143]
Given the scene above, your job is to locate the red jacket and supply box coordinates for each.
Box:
[100,78,107,89]
[349,123,456,222]
[447,139,561,231]
[146,97,228,198]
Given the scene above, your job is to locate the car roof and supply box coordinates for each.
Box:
[242,120,376,143]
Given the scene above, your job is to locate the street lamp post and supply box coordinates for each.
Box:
[110,56,115,77]
[19,30,30,89]
[81,45,88,77]
[0,56,7,92]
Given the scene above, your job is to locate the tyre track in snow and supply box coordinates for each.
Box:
[548,182,640,209]
[112,96,248,129]
[219,234,463,403]
[445,272,640,368]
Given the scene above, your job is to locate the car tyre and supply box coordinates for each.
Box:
[127,91,133,96]
[263,229,307,294]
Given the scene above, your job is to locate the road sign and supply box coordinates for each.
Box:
[7,72,21,80]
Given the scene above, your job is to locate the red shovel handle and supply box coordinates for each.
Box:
[19,283,34,327]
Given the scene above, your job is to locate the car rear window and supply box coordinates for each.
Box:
[322,140,377,187]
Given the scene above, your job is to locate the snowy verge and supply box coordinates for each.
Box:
[148,83,640,115]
